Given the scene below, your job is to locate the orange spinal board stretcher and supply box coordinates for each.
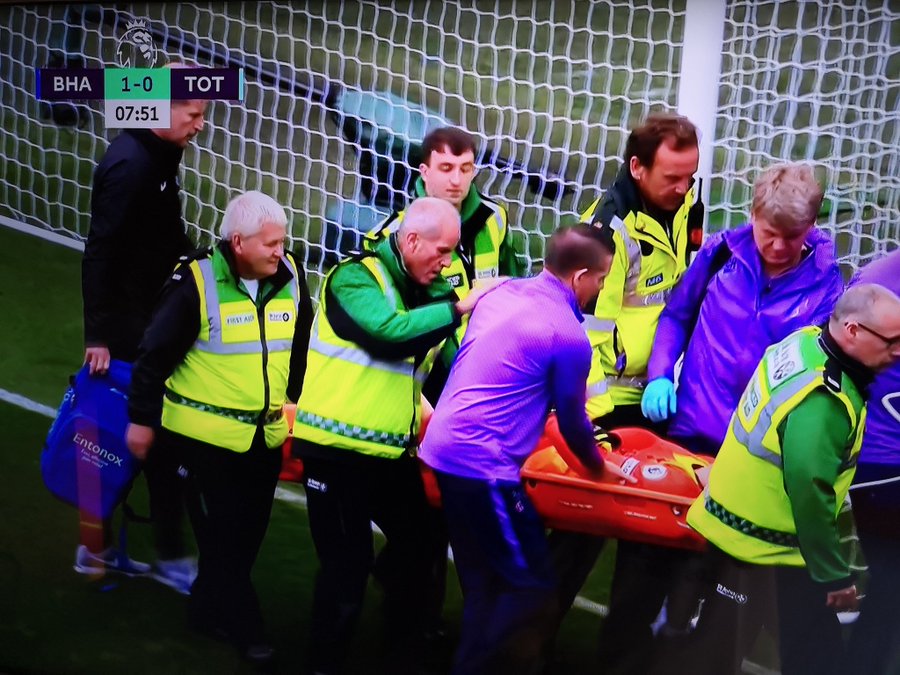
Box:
[521,414,711,551]
[420,413,712,551]
[279,403,305,483]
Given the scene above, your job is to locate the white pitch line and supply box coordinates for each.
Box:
[0,387,56,418]
[272,483,609,617]
[0,388,610,618]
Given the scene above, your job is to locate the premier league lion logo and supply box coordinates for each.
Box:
[115,19,158,68]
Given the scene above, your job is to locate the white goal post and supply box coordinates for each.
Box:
[1,0,897,288]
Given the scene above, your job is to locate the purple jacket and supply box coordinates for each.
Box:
[419,271,598,482]
[648,224,844,454]
[851,249,900,466]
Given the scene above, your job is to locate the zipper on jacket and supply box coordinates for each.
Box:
[257,302,271,428]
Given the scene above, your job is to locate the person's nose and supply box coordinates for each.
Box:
[449,168,461,186]
[771,237,786,252]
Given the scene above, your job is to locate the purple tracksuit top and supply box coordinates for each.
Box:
[851,249,900,466]
[647,224,844,454]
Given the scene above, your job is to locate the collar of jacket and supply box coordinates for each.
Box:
[607,164,684,225]
[126,129,184,169]
[414,176,482,224]
[373,232,456,305]
[213,240,294,296]
[819,322,876,394]
[726,224,838,281]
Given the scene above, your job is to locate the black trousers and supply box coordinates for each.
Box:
[143,434,190,560]
[547,403,674,671]
[167,427,281,648]
[303,453,434,675]
[845,462,900,675]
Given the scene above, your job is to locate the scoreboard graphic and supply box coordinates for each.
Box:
[37,67,244,129]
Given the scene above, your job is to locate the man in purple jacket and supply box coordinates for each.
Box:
[643,164,844,455]
[639,162,844,656]
[845,248,900,675]
[419,224,631,675]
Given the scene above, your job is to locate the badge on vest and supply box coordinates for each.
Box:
[645,273,664,288]
[268,310,292,323]
[446,273,464,288]
[476,268,498,280]
[766,339,803,389]
[225,312,256,326]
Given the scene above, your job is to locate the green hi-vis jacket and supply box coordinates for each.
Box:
[363,178,520,368]
[688,326,867,585]
[162,246,303,452]
[295,234,461,459]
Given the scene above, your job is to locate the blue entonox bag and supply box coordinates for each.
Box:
[41,360,141,520]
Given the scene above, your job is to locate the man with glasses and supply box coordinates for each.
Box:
[845,249,900,675]
[683,282,900,675]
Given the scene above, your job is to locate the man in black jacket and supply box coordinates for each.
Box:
[77,90,207,593]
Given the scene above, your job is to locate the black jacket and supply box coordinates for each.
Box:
[82,129,193,360]
[128,242,314,428]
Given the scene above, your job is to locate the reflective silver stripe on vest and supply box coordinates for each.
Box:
[609,216,642,299]
[194,256,298,355]
[730,370,823,469]
[583,315,615,333]
[308,315,414,378]
[586,379,609,398]
[608,375,647,390]
[621,287,673,308]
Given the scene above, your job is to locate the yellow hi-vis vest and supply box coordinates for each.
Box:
[294,256,436,459]
[162,250,302,452]
[580,187,695,417]
[364,192,507,363]
[687,326,866,567]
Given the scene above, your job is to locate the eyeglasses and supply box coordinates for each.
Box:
[857,322,900,348]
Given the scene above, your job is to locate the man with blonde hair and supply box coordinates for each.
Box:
[635,162,843,670]
[685,283,900,675]
[126,190,313,665]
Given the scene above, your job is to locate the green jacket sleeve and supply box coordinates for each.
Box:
[325,261,461,361]
[780,388,855,588]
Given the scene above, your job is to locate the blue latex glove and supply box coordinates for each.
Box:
[641,377,677,422]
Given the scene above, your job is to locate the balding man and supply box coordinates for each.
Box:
[294,196,497,675]
[419,224,631,675]
[683,283,900,675]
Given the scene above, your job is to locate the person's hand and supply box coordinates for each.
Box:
[126,423,155,460]
[826,584,860,612]
[455,276,510,315]
[641,377,677,422]
[84,346,111,375]
[602,456,638,484]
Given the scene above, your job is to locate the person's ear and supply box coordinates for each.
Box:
[630,156,644,182]
[230,232,243,254]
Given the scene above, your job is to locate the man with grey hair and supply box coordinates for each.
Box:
[683,282,900,675]
[294,195,498,674]
[126,190,313,666]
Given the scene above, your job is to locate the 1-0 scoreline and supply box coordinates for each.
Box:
[36,67,244,129]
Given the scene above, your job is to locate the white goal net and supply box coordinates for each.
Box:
[0,0,897,288]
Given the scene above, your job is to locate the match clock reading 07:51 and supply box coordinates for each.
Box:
[103,100,170,129]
